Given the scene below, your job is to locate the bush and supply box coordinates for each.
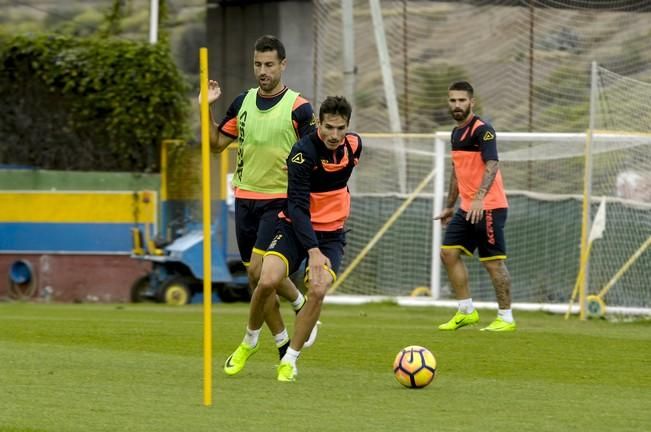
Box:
[0,33,190,172]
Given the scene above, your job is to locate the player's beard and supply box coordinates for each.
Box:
[450,106,470,122]
[258,75,279,93]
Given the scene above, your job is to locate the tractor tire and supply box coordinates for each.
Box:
[229,261,252,302]
[214,284,242,303]
[158,276,193,305]
[216,261,251,303]
[130,275,153,303]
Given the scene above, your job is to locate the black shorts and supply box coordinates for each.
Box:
[234,198,286,264]
[265,220,346,278]
[442,208,507,261]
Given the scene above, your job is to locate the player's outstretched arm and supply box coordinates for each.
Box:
[198,79,234,153]
[198,79,222,105]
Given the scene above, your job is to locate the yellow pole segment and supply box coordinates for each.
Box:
[199,47,212,407]
[160,140,169,201]
[327,168,437,295]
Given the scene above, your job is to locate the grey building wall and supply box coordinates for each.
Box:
[206,1,314,115]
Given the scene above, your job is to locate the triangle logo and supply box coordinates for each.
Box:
[483,131,495,141]
[291,153,304,164]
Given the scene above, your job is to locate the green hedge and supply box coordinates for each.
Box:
[0,33,189,172]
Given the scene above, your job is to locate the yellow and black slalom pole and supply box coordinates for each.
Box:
[199,47,213,407]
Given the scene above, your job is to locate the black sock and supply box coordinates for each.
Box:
[278,340,290,360]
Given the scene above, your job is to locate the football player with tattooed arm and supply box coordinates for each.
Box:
[434,81,516,332]
[200,35,320,375]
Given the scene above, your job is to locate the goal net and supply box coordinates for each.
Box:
[313,1,651,317]
[333,64,651,317]
[583,66,651,318]
[334,125,650,317]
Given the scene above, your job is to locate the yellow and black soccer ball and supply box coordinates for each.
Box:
[393,345,437,388]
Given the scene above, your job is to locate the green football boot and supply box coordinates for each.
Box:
[223,342,259,376]
[277,361,297,382]
[480,317,516,332]
[438,310,480,330]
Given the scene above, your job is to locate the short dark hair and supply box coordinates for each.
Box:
[448,81,474,97]
[319,96,352,123]
[254,35,286,61]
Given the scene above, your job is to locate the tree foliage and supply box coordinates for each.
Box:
[0,32,189,172]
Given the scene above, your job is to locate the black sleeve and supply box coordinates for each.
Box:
[286,143,319,250]
[292,101,317,138]
[477,125,498,162]
[217,92,246,139]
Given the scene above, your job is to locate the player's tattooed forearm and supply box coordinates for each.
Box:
[477,160,499,199]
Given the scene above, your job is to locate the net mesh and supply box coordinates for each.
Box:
[339,127,650,316]
[314,1,651,315]
[312,1,651,133]
[587,66,651,314]
[343,135,436,296]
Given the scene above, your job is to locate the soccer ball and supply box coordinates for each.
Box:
[393,345,437,388]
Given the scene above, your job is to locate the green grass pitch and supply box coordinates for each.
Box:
[0,302,649,432]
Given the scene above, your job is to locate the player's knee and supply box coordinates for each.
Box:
[256,272,281,296]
